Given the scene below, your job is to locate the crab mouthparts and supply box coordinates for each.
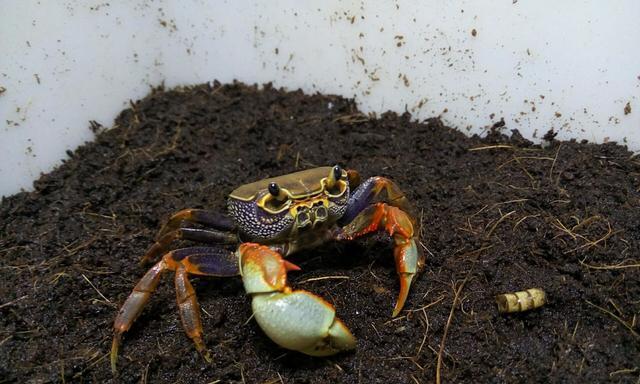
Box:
[294,204,328,228]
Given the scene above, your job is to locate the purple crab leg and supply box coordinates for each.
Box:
[141,227,238,264]
[156,209,236,239]
[111,246,239,373]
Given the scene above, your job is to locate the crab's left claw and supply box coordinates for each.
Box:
[239,243,356,356]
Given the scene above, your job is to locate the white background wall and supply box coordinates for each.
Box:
[1,0,639,197]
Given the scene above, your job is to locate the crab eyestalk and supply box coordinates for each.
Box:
[268,182,288,201]
[238,243,356,356]
[326,165,342,189]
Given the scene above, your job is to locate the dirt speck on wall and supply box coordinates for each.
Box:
[1,82,639,383]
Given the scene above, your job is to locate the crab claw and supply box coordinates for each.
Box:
[252,291,356,356]
[392,236,419,317]
[338,202,422,317]
[239,243,356,356]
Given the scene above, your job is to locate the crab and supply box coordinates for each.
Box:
[111,165,423,372]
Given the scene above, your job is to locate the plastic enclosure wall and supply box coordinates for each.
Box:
[1,1,639,197]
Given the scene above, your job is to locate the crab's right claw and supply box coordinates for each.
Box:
[393,236,419,317]
[239,243,356,356]
[252,290,356,356]
[340,202,423,317]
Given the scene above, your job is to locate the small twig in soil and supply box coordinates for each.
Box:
[415,308,430,357]
[384,356,424,371]
[0,335,12,347]
[609,367,638,377]
[141,363,149,384]
[512,156,535,183]
[571,215,602,231]
[565,221,621,254]
[513,214,540,230]
[485,210,516,239]
[297,275,350,284]
[62,236,98,256]
[152,124,182,159]
[579,259,640,270]
[72,351,109,379]
[0,295,28,309]
[550,218,586,241]
[468,144,515,151]
[50,272,70,285]
[370,322,382,340]
[382,316,407,325]
[201,306,213,318]
[497,156,555,170]
[549,144,562,182]
[436,275,471,384]
[72,265,114,275]
[0,245,31,255]
[585,300,639,339]
[492,198,530,207]
[367,261,381,281]
[608,299,624,317]
[407,295,445,312]
[332,113,369,124]
[59,355,65,384]
[276,143,291,162]
[242,312,256,326]
[240,363,246,384]
[81,274,112,304]
[571,320,580,341]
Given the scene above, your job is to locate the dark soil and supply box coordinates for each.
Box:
[2,82,639,384]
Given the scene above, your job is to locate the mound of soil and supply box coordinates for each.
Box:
[1,82,639,383]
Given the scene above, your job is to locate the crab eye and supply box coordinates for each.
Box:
[325,165,347,198]
[268,182,280,197]
[333,165,343,181]
[262,182,290,213]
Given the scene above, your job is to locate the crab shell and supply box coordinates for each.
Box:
[227,167,350,243]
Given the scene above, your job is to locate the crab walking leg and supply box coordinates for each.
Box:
[141,227,238,264]
[338,203,423,317]
[239,243,356,356]
[174,264,209,360]
[156,209,236,239]
[111,259,165,373]
[111,247,239,373]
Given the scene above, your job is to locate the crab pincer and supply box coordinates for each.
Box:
[239,243,356,355]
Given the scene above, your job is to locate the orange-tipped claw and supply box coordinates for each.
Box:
[392,273,415,317]
[391,230,420,317]
[283,260,302,271]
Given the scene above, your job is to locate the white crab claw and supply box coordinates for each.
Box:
[252,291,356,356]
[238,243,356,356]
